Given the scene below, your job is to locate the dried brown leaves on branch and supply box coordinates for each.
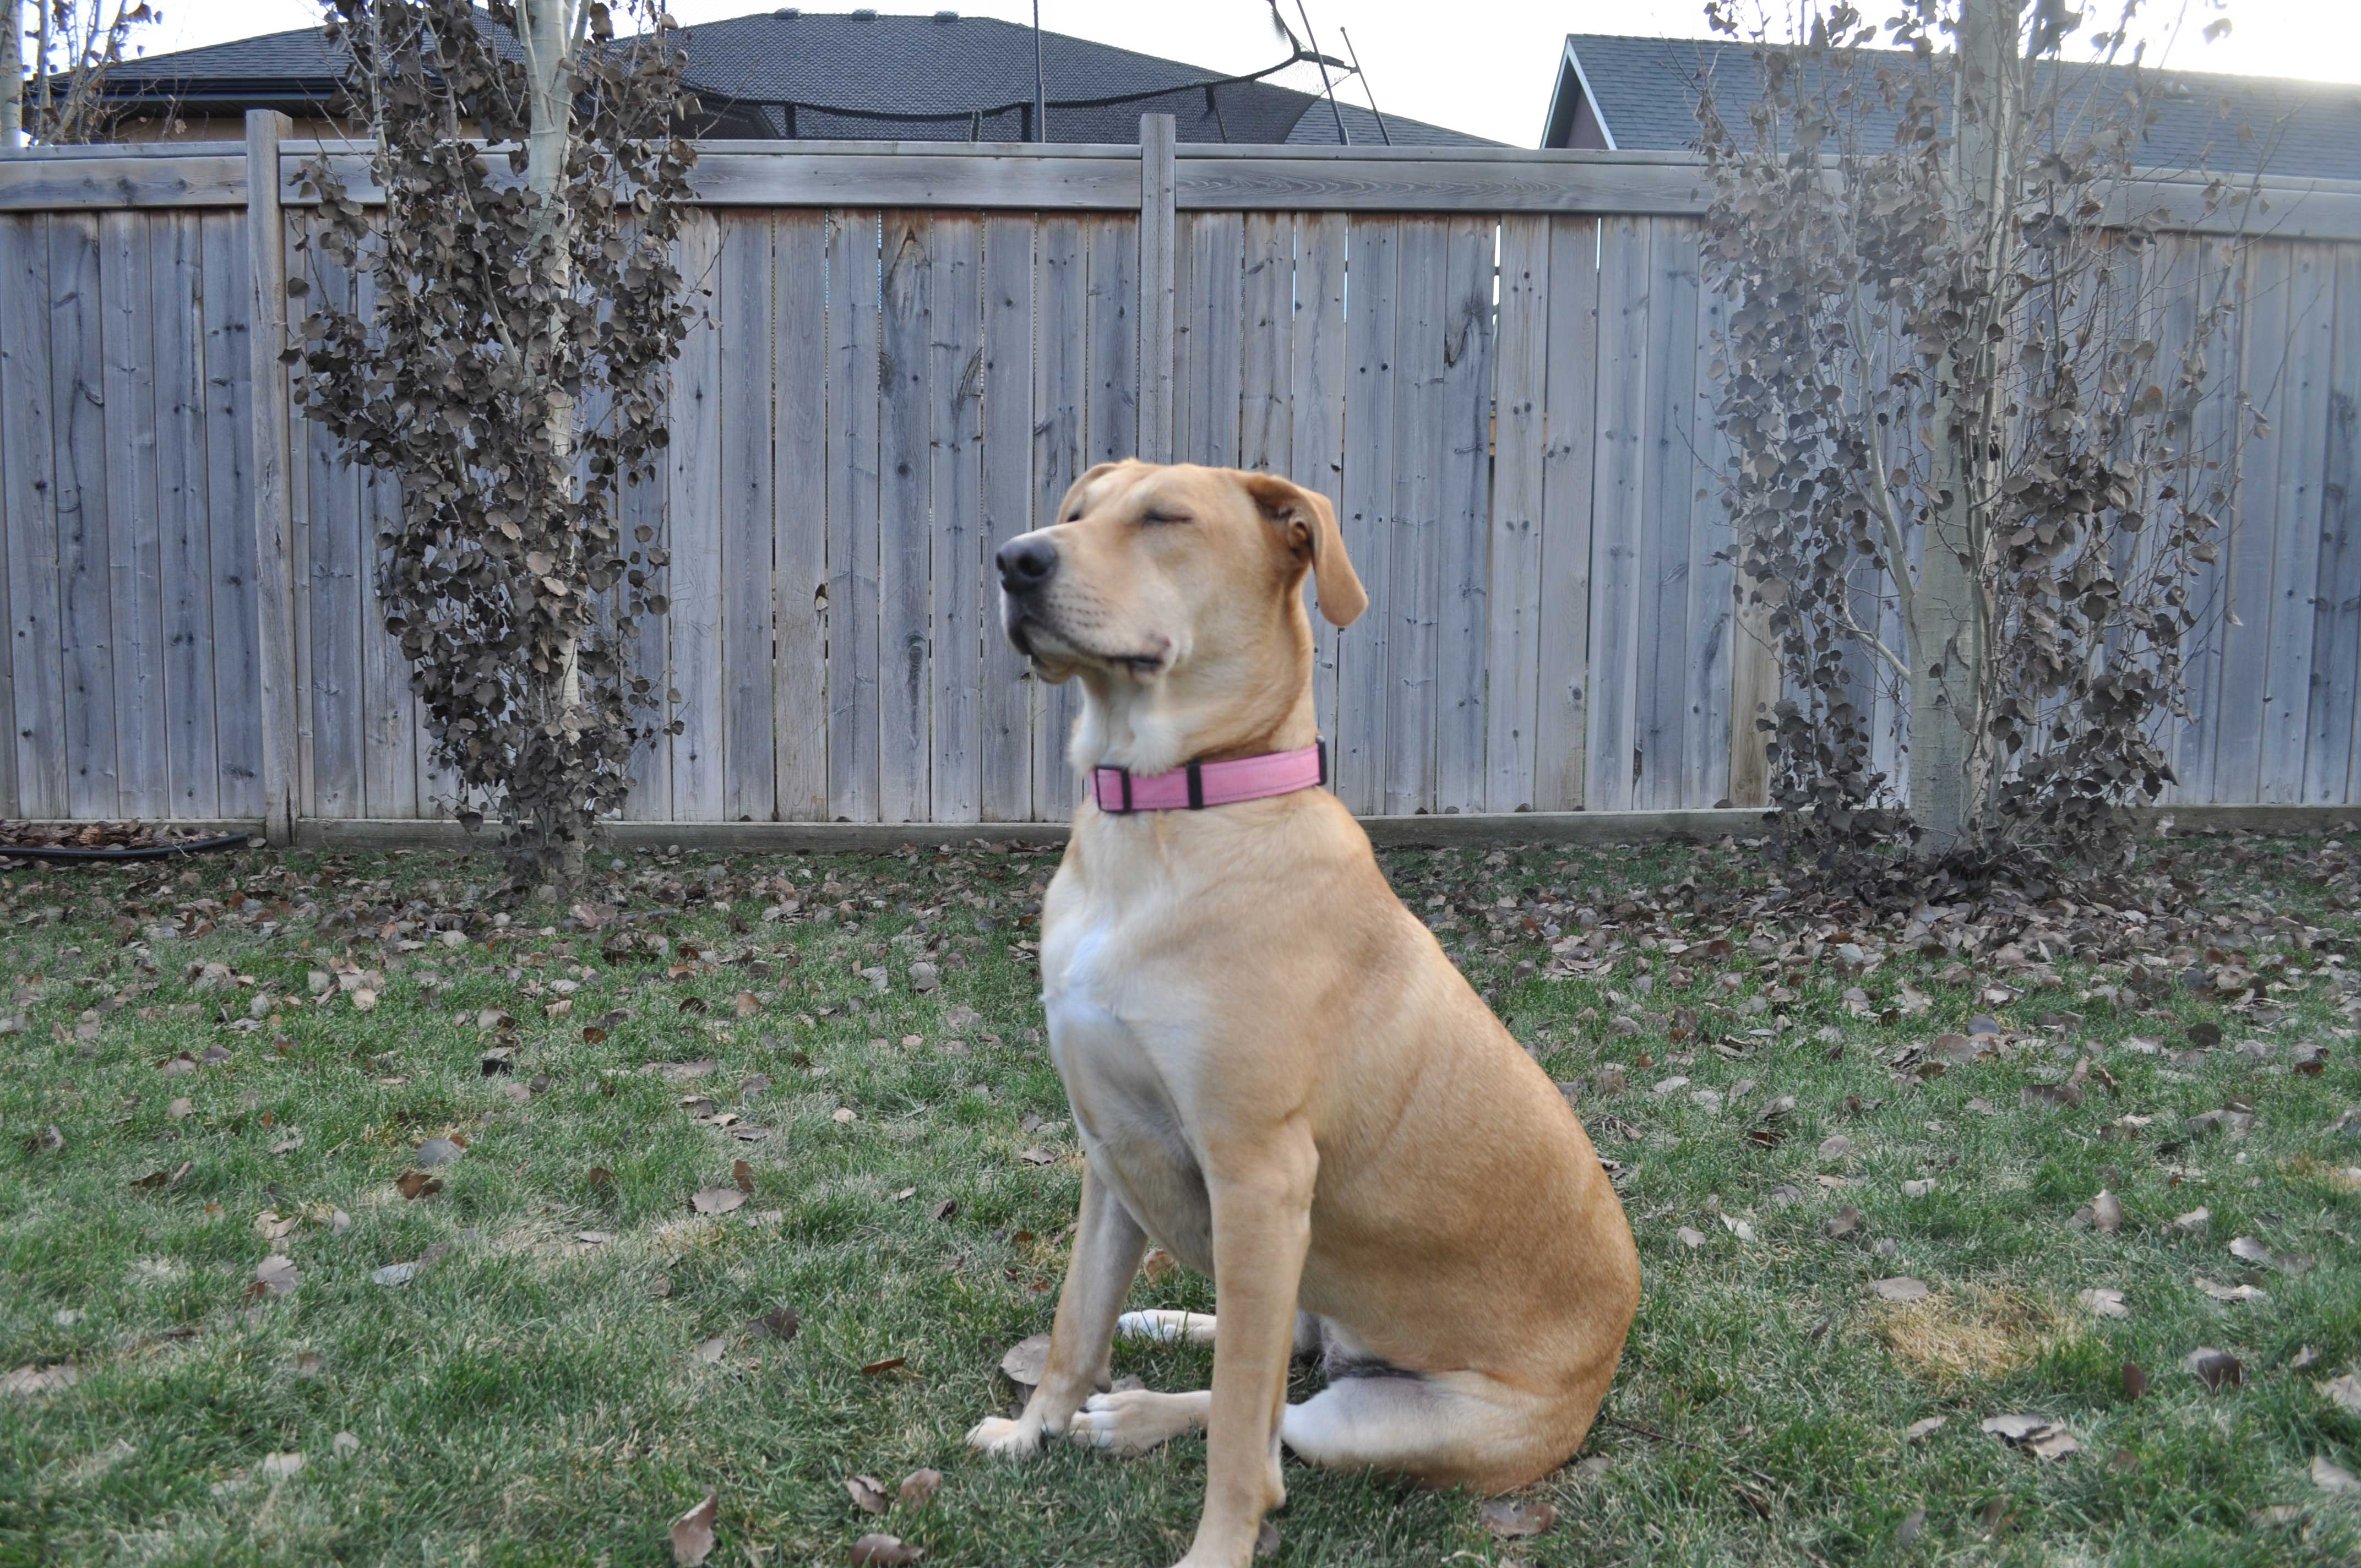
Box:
[1696,0,2259,895]
[290,0,699,882]
[9,0,166,145]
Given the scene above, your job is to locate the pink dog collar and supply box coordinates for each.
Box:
[1089,742,1328,815]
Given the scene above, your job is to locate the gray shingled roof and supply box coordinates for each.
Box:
[101,9,1490,147]
[1551,33,2361,181]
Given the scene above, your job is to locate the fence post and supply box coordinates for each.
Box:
[1137,113,1176,464]
[244,109,301,846]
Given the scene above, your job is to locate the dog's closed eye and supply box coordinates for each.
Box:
[1140,511,1191,526]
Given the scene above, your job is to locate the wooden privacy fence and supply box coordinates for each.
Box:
[1,116,2359,836]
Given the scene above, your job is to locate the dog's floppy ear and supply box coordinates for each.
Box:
[1240,472,1366,628]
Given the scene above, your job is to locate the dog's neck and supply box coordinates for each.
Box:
[1065,599,1318,778]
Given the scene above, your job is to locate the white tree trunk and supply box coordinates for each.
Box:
[520,0,587,883]
[3,1,24,151]
[1913,0,2020,856]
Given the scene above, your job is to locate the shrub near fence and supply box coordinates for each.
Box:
[0,117,2357,840]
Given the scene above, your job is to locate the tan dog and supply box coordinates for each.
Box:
[968,460,1640,1568]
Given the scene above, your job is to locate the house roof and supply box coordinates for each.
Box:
[98,9,1490,146]
[1543,32,2361,181]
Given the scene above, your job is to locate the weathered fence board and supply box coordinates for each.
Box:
[1290,211,1348,749]
[2217,241,2294,803]
[1535,215,1602,813]
[666,211,727,824]
[47,213,116,819]
[978,213,1035,823]
[99,210,166,819]
[774,211,831,823]
[825,209,883,823]
[199,210,264,820]
[1435,216,1496,813]
[5,129,2359,832]
[0,217,43,818]
[1030,215,1087,818]
[1386,216,1446,817]
[928,213,984,825]
[1334,214,1396,815]
[1587,216,1652,813]
[153,211,216,818]
[2261,244,2336,802]
[2314,247,2361,804]
[878,212,933,824]
[719,211,777,826]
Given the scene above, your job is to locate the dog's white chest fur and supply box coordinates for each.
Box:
[1038,879,1216,1272]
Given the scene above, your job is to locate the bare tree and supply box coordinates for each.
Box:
[1699,0,2254,880]
[291,0,700,885]
[10,0,162,145]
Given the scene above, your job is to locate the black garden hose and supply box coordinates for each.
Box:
[0,832,253,865]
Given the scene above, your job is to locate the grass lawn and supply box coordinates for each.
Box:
[3,829,2360,1566]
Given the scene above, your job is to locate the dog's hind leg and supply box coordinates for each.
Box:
[1117,1309,1321,1354]
[1279,1365,1609,1495]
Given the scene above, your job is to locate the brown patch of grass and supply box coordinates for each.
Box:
[1872,1288,2079,1391]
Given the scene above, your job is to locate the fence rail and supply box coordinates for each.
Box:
[0,116,2356,836]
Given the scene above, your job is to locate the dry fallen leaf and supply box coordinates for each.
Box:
[1,1364,78,1397]
[1476,1496,1558,1539]
[897,1468,942,1507]
[694,1337,728,1364]
[1982,1413,2078,1458]
[414,1137,465,1169]
[2077,1288,2129,1319]
[166,1097,194,1121]
[1872,1277,1930,1303]
[252,1255,300,1299]
[2185,1347,2244,1391]
[1818,1134,1856,1159]
[2091,1190,2122,1234]
[2316,1455,2361,1495]
[2228,1236,2272,1265]
[750,1307,802,1342]
[845,1474,890,1515]
[2318,1373,2361,1414]
[732,1159,755,1194]
[1903,1415,1947,1442]
[1674,1226,1707,1249]
[670,1490,719,1566]
[395,1172,442,1201]
[2171,1207,2211,1235]
[849,1534,924,1566]
[691,1187,748,1216]
[2123,1360,2150,1400]
[1000,1333,1051,1387]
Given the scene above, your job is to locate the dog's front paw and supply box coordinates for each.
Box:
[965,1414,1044,1459]
[1068,1389,1205,1455]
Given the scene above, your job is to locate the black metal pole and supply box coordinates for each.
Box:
[1292,0,1349,145]
[1339,26,1390,146]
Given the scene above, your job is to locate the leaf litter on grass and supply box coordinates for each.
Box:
[6,831,2359,1565]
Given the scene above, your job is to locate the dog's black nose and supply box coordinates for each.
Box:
[997,536,1059,593]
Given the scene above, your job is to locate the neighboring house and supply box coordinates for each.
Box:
[84,8,1488,146]
[1541,31,2361,181]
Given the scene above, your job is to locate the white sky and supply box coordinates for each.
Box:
[140,0,2361,149]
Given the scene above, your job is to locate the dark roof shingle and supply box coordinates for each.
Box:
[102,10,1492,146]
[1554,32,2361,181]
